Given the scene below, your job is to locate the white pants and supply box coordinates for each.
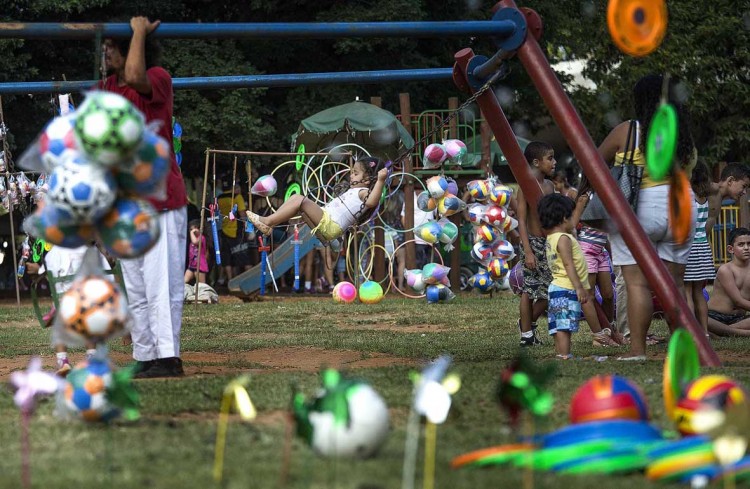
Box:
[121,207,187,361]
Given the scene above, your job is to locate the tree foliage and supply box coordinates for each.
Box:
[0,0,747,176]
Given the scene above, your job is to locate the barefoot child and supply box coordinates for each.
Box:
[539,194,591,359]
[246,157,388,247]
[707,228,750,336]
[516,141,556,346]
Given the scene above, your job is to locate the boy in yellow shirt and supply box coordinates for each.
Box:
[538,194,591,359]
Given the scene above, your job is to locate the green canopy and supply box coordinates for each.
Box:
[291,101,415,162]
[465,133,531,167]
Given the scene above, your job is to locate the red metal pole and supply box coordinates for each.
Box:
[454,49,543,209]
[487,0,719,366]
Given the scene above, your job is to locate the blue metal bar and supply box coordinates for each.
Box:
[0,21,516,40]
[0,68,454,94]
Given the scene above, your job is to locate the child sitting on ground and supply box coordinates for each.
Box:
[246,157,387,250]
[539,193,592,359]
[707,227,750,336]
[185,219,209,285]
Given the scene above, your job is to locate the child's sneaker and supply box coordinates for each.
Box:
[518,319,542,346]
[592,328,620,347]
[56,358,72,377]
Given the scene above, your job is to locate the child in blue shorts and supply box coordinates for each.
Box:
[538,194,592,359]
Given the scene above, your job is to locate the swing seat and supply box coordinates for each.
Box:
[30,261,127,329]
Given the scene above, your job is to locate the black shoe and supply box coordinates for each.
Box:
[133,360,156,378]
[135,357,184,378]
[518,320,542,346]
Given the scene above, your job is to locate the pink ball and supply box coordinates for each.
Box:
[332,281,357,303]
[423,143,447,169]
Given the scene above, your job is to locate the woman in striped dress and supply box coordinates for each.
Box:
[684,162,717,334]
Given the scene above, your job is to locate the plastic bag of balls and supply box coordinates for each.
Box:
[51,248,132,348]
[55,348,140,423]
[18,91,170,259]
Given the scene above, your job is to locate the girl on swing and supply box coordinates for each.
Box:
[246,157,388,247]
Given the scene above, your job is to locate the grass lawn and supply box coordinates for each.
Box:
[0,292,748,489]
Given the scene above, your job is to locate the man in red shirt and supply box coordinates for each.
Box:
[101,16,187,378]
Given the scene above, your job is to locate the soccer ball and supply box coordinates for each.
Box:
[487,258,510,280]
[293,369,390,458]
[38,115,79,171]
[489,184,513,207]
[467,180,490,202]
[98,197,160,259]
[114,130,170,196]
[62,358,119,422]
[23,204,96,248]
[469,271,494,293]
[492,239,515,260]
[74,91,145,166]
[46,155,117,224]
[570,375,650,424]
[483,205,507,228]
[673,375,747,436]
[58,275,128,343]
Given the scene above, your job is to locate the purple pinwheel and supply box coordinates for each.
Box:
[10,357,59,413]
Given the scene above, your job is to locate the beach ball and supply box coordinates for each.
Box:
[38,114,79,171]
[23,203,96,249]
[293,369,389,458]
[426,284,456,304]
[416,221,442,244]
[404,269,426,293]
[114,130,170,196]
[492,239,514,260]
[673,375,748,436]
[74,91,145,167]
[332,281,357,303]
[489,184,513,207]
[487,258,510,280]
[47,154,117,225]
[570,375,649,424]
[251,174,278,197]
[58,275,129,344]
[98,197,160,259]
[467,180,490,202]
[509,262,523,295]
[422,263,450,285]
[422,143,447,169]
[469,271,494,293]
[426,176,449,199]
[444,139,468,165]
[359,281,384,304]
[437,194,463,217]
[476,224,499,243]
[483,205,507,228]
[416,191,438,213]
[62,357,119,422]
[467,203,487,225]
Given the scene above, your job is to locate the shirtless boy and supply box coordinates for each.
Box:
[707,227,750,336]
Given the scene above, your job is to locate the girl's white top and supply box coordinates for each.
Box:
[324,187,366,230]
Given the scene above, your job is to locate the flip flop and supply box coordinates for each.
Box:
[616,355,647,362]
[246,211,272,236]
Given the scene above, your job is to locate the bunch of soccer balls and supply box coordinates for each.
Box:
[22,91,169,259]
[466,177,516,293]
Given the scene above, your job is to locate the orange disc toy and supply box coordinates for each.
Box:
[669,169,693,246]
[607,0,668,57]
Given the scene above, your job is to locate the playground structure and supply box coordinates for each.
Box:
[0,2,720,366]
